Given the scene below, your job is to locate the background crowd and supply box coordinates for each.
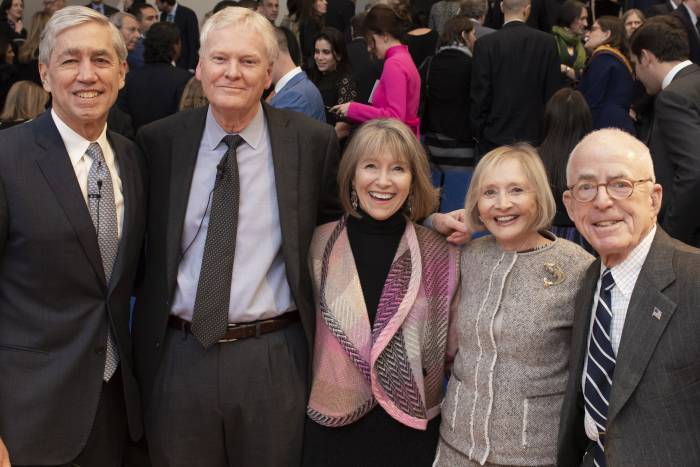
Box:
[0,0,699,466]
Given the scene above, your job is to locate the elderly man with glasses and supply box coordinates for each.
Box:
[557,128,700,467]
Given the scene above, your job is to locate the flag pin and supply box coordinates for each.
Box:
[652,308,663,320]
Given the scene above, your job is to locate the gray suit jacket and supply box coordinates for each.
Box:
[470,18,496,40]
[648,63,700,248]
[132,104,341,404]
[557,227,700,466]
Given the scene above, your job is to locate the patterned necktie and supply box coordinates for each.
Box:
[86,142,120,381]
[584,268,616,467]
[166,12,175,22]
[191,135,244,348]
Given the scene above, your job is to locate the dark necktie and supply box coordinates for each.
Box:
[86,142,120,381]
[584,268,616,467]
[191,135,244,348]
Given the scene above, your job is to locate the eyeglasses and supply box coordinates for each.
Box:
[567,178,653,203]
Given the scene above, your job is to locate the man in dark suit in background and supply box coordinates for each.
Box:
[156,0,199,70]
[470,0,561,155]
[645,0,681,16]
[87,0,119,16]
[462,0,497,38]
[133,7,340,467]
[558,128,700,466]
[672,0,700,63]
[0,6,145,466]
[631,16,700,247]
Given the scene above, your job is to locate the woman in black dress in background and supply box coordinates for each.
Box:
[308,27,358,140]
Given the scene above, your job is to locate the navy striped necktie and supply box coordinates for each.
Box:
[584,268,616,467]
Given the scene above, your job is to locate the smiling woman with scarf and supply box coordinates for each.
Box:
[551,0,588,84]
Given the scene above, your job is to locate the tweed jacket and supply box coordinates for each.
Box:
[440,235,593,465]
[307,217,459,430]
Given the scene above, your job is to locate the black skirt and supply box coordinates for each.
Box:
[302,406,441,467]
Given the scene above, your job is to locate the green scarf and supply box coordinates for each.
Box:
[552,25,586,71]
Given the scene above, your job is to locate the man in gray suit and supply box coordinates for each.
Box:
[631,16,700,248]
[133,6,340,467]
[461,0,496,39]
[557,128,700,466]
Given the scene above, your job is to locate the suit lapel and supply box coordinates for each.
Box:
[607,229,677,425]
[108,133,135,293]
[264,103,301,292]
[165,107,208,293]
[33,112,106,286]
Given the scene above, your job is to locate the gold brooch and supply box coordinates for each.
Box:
[543,263,565,287]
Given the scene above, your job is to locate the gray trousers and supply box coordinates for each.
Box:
[145,322,308,467]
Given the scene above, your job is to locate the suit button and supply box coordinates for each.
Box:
[95,346,106,356]
[165,300,170,307]
[155,341,161,349]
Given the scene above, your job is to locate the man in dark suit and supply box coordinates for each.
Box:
[631,16,700,247]
[672,0,700,63]
[470,0,561,155]
[155,0,199,70]
[0,7,145,467]
[558,128,700,466]
[118,21,192,130]
[133,7,340,467]
[645,0,680,16]
[87,0,119,16]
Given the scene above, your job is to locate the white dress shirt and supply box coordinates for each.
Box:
[274,66,303,94]
[51,109,124,237]
[662,60,693,90]
[582,226,656,442]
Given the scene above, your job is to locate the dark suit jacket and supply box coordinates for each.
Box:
[649,64,700,247]
[0,111,146,465]
[118,62,192,131]
[672,6,700,65]
[86,1,119,16]
[645,0,674,16]
[161,4,200,70]
[470,21,561,148]
[557,228,700,466]
[132,104,341,404]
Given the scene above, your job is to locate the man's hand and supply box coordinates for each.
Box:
[0,437,11,467]
[430,209,471,245]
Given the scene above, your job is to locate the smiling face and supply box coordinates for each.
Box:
[39,21,125,140]
[314,38,337,72]
[196,24,272,131]
[570,7,588,35]
[353,151,412,221]
[476,157,543,251]
[563,132,661,267]
[8,0,23,21]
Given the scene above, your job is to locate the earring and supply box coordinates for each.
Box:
[351,189,358,210]
[405,195,413,216]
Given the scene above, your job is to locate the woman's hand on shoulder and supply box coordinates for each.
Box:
[428,209,471,245]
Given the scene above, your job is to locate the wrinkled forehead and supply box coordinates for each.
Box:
[568,140,651,183]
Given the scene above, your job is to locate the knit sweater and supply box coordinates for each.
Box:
[307,217,459,429]
[440,234,593,465]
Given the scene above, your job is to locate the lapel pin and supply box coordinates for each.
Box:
[652,307,663,320]
[543,262,565,288]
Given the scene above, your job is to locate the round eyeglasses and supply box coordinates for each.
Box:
[567,178,653,203]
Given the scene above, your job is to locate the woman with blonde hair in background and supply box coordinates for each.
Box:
[0,79,48,129]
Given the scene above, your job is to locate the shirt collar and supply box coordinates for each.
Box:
[274,66,302,94]
[662,60,693,89]
[600,225,656,299]
[202,103,265,151]
[684,3,698,25]
[51,108,111,168]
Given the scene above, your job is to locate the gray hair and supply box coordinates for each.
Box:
[459,0,487,19]
[39,6,127,65]
[109,11,138,29]
[200,6,279,65]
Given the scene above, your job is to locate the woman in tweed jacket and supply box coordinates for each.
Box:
[302,119,459,466]
[434,145,593,466]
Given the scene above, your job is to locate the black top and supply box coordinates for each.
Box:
[346,210,405,325]
[315,70,358,125]
[405,29,438,68]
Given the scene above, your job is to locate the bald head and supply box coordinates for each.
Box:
[502,0,530,14]
[567,128,655,185]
